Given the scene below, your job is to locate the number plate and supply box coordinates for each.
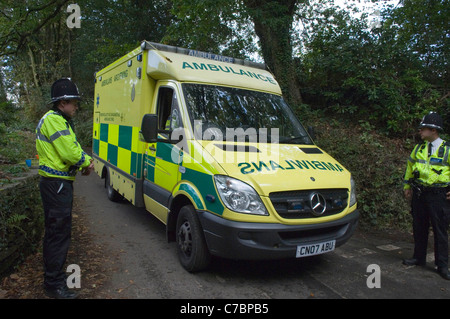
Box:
[296,240,335,258]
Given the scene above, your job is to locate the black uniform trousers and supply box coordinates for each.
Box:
[39,177,74,289]
[411,187,450,268]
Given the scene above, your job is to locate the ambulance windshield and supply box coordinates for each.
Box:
[182,84,313,144]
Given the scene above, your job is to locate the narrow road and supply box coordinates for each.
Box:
[74,172,450,300]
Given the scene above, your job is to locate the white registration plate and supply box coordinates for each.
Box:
[296,240,336,258]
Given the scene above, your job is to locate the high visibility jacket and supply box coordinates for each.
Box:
[36,110,92,180]
[403,140,450,189]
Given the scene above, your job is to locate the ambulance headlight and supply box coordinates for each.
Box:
[214,175,268,216]
[349,176,357,207]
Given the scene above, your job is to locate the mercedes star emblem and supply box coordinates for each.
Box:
[310,192,327,216]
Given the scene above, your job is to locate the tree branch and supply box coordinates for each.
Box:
[0,0,70,57]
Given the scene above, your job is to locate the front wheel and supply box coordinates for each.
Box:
[176,205,211,272]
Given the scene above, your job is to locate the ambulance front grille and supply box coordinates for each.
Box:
[269,189,348,219]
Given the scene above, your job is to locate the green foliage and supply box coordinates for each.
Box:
[296,1,448,136]
[164,0,255,58]
[299,4,442,133]
[0,175,44,278]
[72,0,173,98]
[0,0,72,123]
[73,101,93,148]
[0,101,18,126]
[384,0,449,86]
[309,114,412,229]
[0,126,36,165]
[0,99,36,180]
[3,0,445,137]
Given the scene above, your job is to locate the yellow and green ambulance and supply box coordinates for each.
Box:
[92,41,359,272]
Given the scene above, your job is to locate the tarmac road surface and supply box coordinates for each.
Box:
[73,172,450,300]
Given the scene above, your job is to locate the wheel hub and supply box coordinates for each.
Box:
[178,221,192,255]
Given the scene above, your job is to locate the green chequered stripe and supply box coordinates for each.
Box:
[93,123,143,179]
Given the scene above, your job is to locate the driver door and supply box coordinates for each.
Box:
[144,83,183,219]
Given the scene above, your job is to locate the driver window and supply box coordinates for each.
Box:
[169,94,182,131]
[156,87,182,137]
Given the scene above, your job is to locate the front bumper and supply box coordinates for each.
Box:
[198,209,359,260]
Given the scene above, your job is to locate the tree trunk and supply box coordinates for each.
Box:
[27,45,40,89]
[244,0,302,105]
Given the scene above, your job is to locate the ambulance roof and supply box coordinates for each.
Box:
[143,41,282,95]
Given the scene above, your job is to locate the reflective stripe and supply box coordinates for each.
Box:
[434,182,450,187]
[48,128,71,142]
[432,161,449,167]
[408,156,428,164]
[36,112,70,143]
[39,165,71,177]
[411,142,449,166]
[36,116,52,143]
[416,181,450,188]
[73,152,86,167]
[413,143,423,158]
[443,145,449,165]
[413,157,449,166]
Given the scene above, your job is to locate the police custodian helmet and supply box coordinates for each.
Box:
[418,111,444,132]
[50,78,81,104]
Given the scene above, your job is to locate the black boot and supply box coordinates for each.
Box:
[436,267,450,280]
[44,285,79,299]
[402,258,426,266]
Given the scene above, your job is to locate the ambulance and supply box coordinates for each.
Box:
[92,41,359,272]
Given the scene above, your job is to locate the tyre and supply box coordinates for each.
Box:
[176,205,211,272]
[105,168,123,202]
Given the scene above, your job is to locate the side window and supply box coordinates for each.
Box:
[169,94,182,131]
[156,87,182,137]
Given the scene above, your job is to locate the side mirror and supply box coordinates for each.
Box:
[140,114,158,143]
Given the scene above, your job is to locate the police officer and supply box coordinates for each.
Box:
[403,111,450,280]
[36,78,94,298]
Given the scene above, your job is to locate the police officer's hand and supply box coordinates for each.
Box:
[82,160,94,176]
[447,191,450,201]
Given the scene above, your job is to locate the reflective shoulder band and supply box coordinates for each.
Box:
[36,112,71,143]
